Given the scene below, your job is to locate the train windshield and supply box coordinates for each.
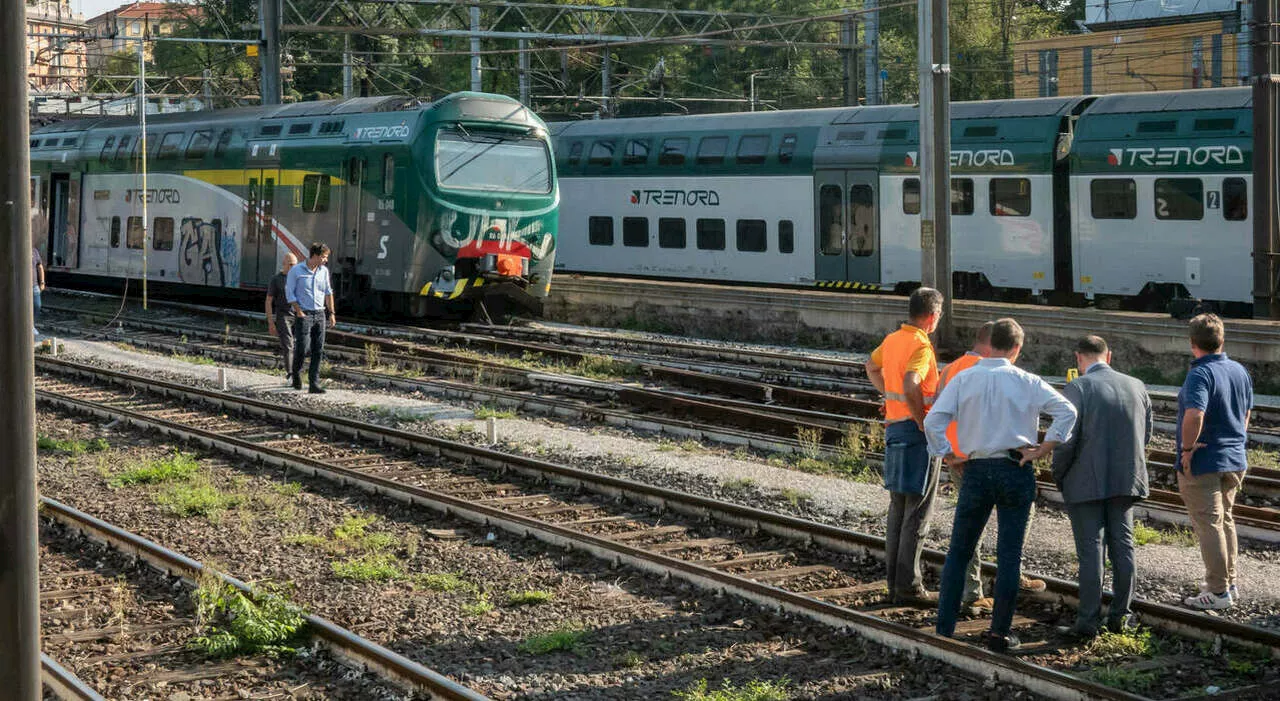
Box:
[435,127,552,194]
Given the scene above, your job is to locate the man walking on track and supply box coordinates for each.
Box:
[1051,335,1151,638]
[925,318,1076,652]
[266,252,299,382]
[865,287,944,606]
[1177,313,1253,611]
[286,243,336,394]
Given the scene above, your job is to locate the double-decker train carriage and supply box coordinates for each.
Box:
[30,92,559,319]
[551,86,1254,315]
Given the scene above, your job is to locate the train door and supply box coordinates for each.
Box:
[47,172,80,268]
[239,168,279,287]
[814,170,881,284]
[337,156,368,301]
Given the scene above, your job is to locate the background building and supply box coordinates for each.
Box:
[86,1,200,68]
[1013,0,1251,96]
[27,0,87,93]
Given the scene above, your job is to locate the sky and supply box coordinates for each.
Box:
[74,0,145,20]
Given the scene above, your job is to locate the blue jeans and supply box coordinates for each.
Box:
[291,310,326,387]
[936,458,1036,638]
[33,285,41,334]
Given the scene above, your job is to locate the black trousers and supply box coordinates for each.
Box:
[292,310,326,386]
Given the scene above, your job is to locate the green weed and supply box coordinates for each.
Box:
[170,352,216,366]
[1088,628,1155,657]
[1248,448,1279,470]
[331,553,403,582]
[191,580,306,658]
[1132,520,1196,547]
[286,514,398,555]
[615,650,647,668]
[722,477,757,493]
[506,590,554,607]
[155,480,242,520]
[462,593,494,616]
[37,435,109,455]
[474,406,517,420]
[1227,658,1257,675]
[273,482,303,497]
[673,678,792,701]
[110,451,201,487]
[1087,667,1155,693]
[416,572,472,593]
[795,427,822,460]
[519,627,586,654]
[363,343,382,370]
[779,488,811,508]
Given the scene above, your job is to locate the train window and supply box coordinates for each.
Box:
[383,154,395,195]
[186,130,213,160]
[1137,120,1177,134]
[903,179,921,215]
[778,134,797,164]
[989,178,1032,217]
[623,217,649,247]
[109,216,121,248]
[850,184,875,257]
[62,137,77,147]
[259,125,283,136]
[131,132,157,158]
[819,184,844,255]
[658,138,689,166]
[623,139,650,165]
[1154,178,1203,220]
[115,135,131,161]
[567,141,583,166]
[152,217,174,251]
[588,140,616,166]
[289,123,312,135]
[736,220,767,252]
[99,136,116,163]
[1090,179,1137,219]
[126,216,144,249]
[1223,178,1248,221]
[696,219,726,250]
[951,179,974,216]
[1195,118,1235,132]
[214,129,233,157]
[778,220,794,254]
[157,132,184,159]
[658,218,686,248]
[302,174,332,213]
[588,216,614,246]
[735,135,770,165]
[696,136,728,165]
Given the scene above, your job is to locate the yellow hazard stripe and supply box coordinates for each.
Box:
[419,277,487,299]
[816,281,881,291]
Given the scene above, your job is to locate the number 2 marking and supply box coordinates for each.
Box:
[1207,191,1221,209]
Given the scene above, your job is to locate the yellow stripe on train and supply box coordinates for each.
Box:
[419,277,487,299]
[816,281,880,291]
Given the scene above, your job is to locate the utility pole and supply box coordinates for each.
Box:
[518,31,530,105]
[0,0,40,696]
[864,0,881,105]
[469,4,481,91]
[260,0,282,105]
[202,68,213,109]
[842,14,857,106]
[918,0,954,343]
[601,50,611,117]
[1252,0,1279,317]
[342,34,353,99]
[138,41,149,310]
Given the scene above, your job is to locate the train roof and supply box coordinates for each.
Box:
[829,95,1088,124]
[1083,87,1251,115]
[550,106,850,137]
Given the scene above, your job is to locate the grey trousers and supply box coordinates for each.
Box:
[885,457,941,596]
[1066,496,1138,633]
[274,310,295,375]
[951,465,1038,601]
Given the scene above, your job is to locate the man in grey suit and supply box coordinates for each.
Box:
[1051,335,1152,639]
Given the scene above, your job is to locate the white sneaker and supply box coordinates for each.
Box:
[1199,583,1241,602]
[1184,591,1233,610]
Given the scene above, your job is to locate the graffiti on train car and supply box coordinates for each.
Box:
[179,217,240,287]
[437,210,555,258]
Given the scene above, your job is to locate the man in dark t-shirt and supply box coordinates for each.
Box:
[265,253,299,381]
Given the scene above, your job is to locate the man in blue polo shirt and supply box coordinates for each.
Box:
[1177,313,1253,611]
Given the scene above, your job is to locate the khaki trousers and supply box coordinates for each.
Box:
[1177,469,1245,594]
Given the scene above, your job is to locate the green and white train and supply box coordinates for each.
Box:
[31,92,559,318]
[552,87,1255,314]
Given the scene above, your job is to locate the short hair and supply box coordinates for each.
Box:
[989,318,1024,352]
[1189,313,1225,352]
[1075,335,1109,356]
[908,287,943,321]
[975,321,995,344]
[309,242,331,258]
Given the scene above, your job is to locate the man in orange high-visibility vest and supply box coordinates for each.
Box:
[866,287,944,605]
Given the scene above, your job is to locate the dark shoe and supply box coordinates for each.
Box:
[1055,625,1099,643]
[1106,615,1137,633]
[308,385,327,394]
[1019,575,1047,593]
[895,589,939,606]
[983,632,1021,653]
[291,377,303,390]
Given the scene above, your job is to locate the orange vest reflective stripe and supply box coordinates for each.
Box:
[879,325,939,423]
[938,352,982,458]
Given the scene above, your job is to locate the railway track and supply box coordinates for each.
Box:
[32,356,1280,700]
[38,494,487,701]
[40,306,1280,543]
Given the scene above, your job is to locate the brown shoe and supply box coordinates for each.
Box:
[895,589,939,606]
[1020,575,1047,593]
[963,596,995,614]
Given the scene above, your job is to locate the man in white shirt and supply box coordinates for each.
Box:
[923,318,1077,652]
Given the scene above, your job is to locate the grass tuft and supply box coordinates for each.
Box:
[1088,628,1156,658]
[673,678,792,701]
[779,488,811,508]
[1132,520,1197,547]
[1087,666,1155,693]
[110,451,201,487]
[462,593,495,617]
[286,514,398,555]
[506,590,554,607]
[330,553,403,582]
[191,580,306,658]
[155,479,242,520]
[416,572,472,593]
[519,626,586,655]
[37,435,110,455]
[474,406,517,420]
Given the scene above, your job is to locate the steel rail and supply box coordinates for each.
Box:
[40,653,104,701]
[37,495,490,701]
[35,358,1280,673]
